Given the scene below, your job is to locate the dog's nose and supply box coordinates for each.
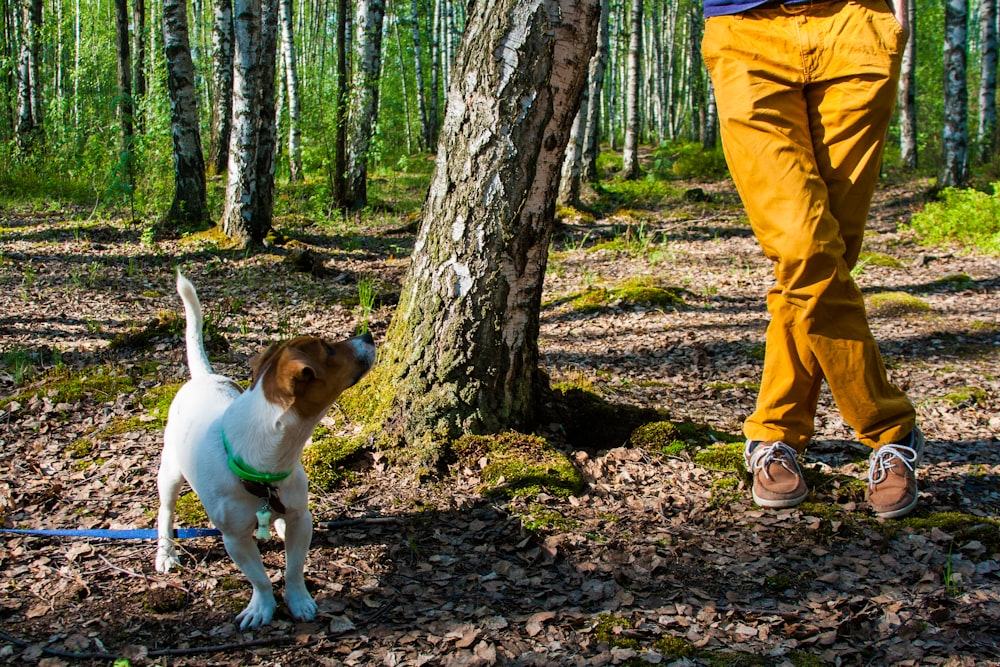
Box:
[358,332,374,345]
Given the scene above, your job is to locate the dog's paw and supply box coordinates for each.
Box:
[155,547,180,573]
[284,587,317,622]
[236,595,277,630]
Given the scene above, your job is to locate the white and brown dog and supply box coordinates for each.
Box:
[155,271,376,629]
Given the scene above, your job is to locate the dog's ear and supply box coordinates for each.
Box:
[250,343,282,385]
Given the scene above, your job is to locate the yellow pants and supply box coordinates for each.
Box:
[702,0,915,450]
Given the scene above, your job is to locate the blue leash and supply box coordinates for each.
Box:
[0,527,221,539]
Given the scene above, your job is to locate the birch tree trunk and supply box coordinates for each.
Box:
[410,0,431,151]
[15,0,43,149]
[620,0,641,179]
[898,0,917,168]
[133,0,147,132]
[343,0,385,210]
[941,0,969,188]
[163,0,209,227]
[114,0,134,184]
[344,0,599,463]
[580,0,608,183]
[210,0,233,174]
[558,99,588,206]
[254,0,279,228]
[279,0,303,180]
[222,0,263,243]
[978,0,998,163]
[334,0,348,205]
[703,75,717,150]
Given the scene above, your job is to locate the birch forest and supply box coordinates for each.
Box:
[0,0,998,228]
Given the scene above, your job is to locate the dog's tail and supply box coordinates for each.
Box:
[176,270,213,379]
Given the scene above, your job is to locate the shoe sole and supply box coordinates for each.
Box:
[752,489,809,509]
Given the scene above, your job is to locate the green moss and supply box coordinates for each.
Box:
[569,278,687,313]
[138,383,182,429]
[929,272,975,290]
[653,635,695,659]
[66,438,94,459]
[516,504,581,532]
[788,651,831,667]
[2,365,138,411]
[897,512,1000,554]
[631,420,738,458]
[556,204,596,225]
[301,431,369,492]
[452,432,583,498]
[709,477,743,509]
[941,385,987,406]
[856,251,904,269]
[175,492,209,526]
[865,291,931,317]
[706,381,760,392]
[592,613,640,650]
[693,442,747,473]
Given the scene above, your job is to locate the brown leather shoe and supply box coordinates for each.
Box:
[867,426,924,519]
[744,441,809,508]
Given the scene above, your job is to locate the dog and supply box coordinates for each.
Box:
[155,271,376,629]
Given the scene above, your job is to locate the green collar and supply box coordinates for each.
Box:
[222,430,292,484]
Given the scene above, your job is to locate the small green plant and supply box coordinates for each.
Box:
[2,348,41,385]
[908,185,1000,254]
[355,275,376,335]
[944,542,963,597]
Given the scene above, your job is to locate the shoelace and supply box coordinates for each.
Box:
[868,443,919,487]
[746,442,799,481]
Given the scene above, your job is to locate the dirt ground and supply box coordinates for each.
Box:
[0,174,998,666]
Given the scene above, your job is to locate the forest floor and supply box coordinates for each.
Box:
[0,170,999,666]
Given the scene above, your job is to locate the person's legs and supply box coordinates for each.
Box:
[703,0,916,452]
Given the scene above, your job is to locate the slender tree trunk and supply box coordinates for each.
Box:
[15,0,43,149]
[222,0,262,243]
[687,4,704,143]
[334,0,348,205]
[254,0,279,228]
[410,0,430,151]
[581,0,608,183]
[1,2,15,137]
[427,0,440,146]
[279,0,303,180]
[621,0,642,178]
[703,75,717,150]
[114,0,135,185]
[978,0,998,163]
[898,0,917,168]
[210,0,233,174]
[133,0,148,132]
[343,0,385,210]
[394,20,413,153]
[559,99,587,206]
[941,0,969,188]
[163,0,209,228]
[346,0,600,463]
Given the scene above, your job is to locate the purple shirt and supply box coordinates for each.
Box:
[703,0,770,17]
